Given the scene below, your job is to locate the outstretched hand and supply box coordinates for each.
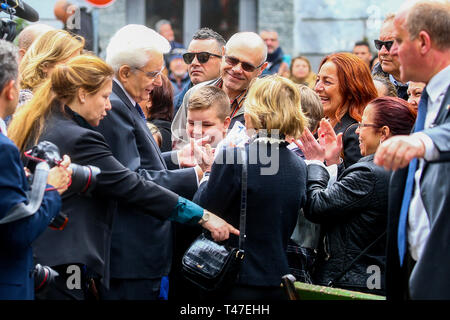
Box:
[318,119,343,165]
[294,119,343,165]
[201,210,240,242]
[374,134,425,171]
[177,136,212,168]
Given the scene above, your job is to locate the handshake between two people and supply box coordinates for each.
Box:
[176,136,240,242]
[177,135,215,179]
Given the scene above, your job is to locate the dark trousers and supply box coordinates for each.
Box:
[98,278,162,300]
[403,250,416,300]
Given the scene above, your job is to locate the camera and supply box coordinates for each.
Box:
[33,264,59,295]
[0,1,39,41]
[25,141,101,229]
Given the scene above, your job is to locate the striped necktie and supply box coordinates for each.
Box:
[397,88,428,266]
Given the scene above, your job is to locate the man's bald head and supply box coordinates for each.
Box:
[225,32,267,65]
[220,32,268,99]
[17,24,55,61]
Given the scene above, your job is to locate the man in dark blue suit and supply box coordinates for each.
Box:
[375,1,450,300]
[95,25,212,300]
[0,40,70,300]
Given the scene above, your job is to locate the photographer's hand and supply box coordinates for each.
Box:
[47,155,72,194]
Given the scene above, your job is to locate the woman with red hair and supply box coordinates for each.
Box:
[301,96,416,295]
[314,52,378,168]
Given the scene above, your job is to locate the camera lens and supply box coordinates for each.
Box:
[34,264,59,293]
[69,164,100,194]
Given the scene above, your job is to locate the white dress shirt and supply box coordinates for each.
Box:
[407,65,450,261]
[0,117,7,136]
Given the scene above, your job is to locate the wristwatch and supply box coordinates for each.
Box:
[199,212,210,225]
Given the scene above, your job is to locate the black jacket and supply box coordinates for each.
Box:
[32,105,180,285]
[334,112,362,169]
[194,140,307,287]
[304,155,390,294]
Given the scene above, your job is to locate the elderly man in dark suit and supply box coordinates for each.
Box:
[95,25,214,300]
[374,0,450,300]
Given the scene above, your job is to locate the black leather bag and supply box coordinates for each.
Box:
[181,147,247,292]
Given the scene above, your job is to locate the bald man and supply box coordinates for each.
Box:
[172,31,268,149]
[17,24,55,62]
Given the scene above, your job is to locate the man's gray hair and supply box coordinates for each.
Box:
[155,19,171,33]
[0,40,19,92]
[192,28,226,48]
[106,24,171,73]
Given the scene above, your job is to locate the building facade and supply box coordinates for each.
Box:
[5,0,405,72]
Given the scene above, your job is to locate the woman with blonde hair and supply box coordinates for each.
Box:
[17,29,84,106]
[289,56,317,89]
[193,75,308,300]
[8,54,237,300]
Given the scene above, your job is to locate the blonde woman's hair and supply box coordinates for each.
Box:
[19,29,85,91]
[9,54,114,152]
[244,75,307,139]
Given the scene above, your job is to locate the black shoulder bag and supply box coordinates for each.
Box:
[181,147,247,292]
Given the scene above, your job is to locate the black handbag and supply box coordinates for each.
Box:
[181,147,247,292]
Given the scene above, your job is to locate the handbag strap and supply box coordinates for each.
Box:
[327,231,386,287]
[238,146,247,251]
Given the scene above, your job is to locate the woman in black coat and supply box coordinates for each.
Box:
[193,75,308,300]
[299,97,416,295]
[7,55,238,300]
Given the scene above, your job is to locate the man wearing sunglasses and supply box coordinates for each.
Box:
[372,14,409,100]
[173,28,225,114]
[172,31,268,149]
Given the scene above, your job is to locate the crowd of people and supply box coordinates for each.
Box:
[0,0,448,301]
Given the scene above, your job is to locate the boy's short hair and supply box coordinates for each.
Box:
[188,86,231,121]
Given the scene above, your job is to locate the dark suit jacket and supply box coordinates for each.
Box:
[31,105,181,285]
[95,81,198,279]
[386,87,450,300]
[0,133,61,300]
[193,141,307,287]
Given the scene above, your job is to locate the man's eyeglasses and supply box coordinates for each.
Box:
[133,66,164,79]
[357,122,380,129]
[224,56,264,72]
[182,52,222,64]
[374,40,394,51]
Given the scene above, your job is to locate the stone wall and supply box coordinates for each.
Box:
[97,0,127,59]
[257,0,404,72]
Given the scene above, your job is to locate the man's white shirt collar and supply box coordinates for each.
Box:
[426,65,450,104]
[0,117,7,136]
[114,77,137,107]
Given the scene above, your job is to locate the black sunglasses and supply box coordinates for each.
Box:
[374,40,394,51]
[183,52,222,64]
[224,56,264,72]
